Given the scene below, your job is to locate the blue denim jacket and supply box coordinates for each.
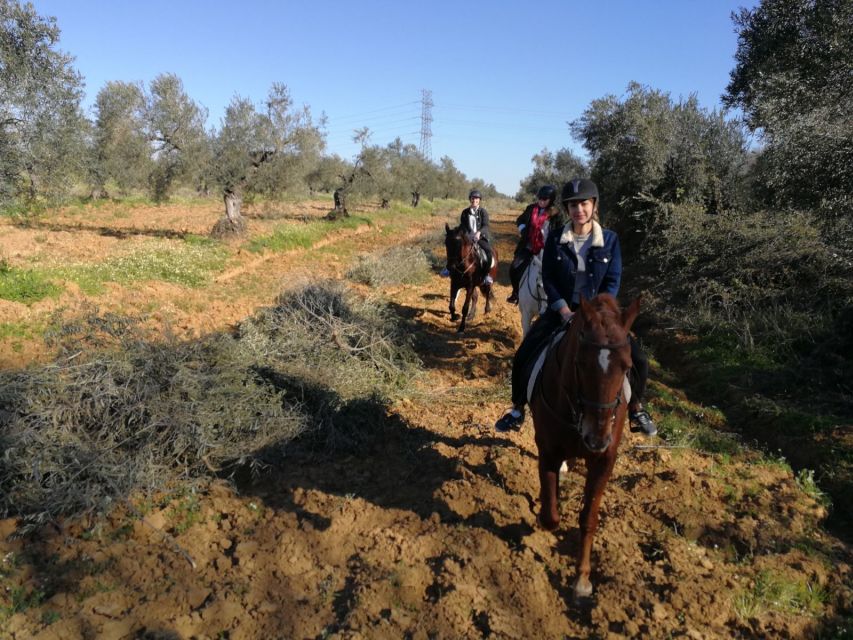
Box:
[542,220,622,311]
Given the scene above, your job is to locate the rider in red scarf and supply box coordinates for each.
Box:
[507,185,559,304]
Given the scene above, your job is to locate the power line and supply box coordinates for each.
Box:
[327,101,420,121]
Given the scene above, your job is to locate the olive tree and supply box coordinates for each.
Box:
[724,0,853,215]
[92,81,151,196]
[517,147,587,202]
[0,0,87,206]
[210,83,325,236]
[571,82,749,242]
[145,73,208,202]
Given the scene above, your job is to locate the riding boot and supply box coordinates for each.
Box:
[507,256,523,303]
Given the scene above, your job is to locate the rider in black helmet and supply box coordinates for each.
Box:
[494,177,657,436]
[506,185,560,304]
[457,189,494,285]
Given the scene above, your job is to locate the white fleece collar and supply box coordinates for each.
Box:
[559,220,604,247]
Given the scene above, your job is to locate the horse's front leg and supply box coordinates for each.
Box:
[482,280,492,314]
[457,286,473,332]
[574,456,616,599]
[536,452,563,530]
[449,279,460,322]
[467,287,479,321]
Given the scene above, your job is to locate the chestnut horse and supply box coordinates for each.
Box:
[444,223,498,333]
[529,293,640,600]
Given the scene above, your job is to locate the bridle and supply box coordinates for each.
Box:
[573,332,628,412]
[538,326,629,437]
[448,233,482,277]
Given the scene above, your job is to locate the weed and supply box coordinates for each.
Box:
[41,610,61,625]
[796,469,832,509]
[0,282,419,530]
[168,492,203,534]
[0,261,61,304]
[0,321,43,340]
[733,569,827,619]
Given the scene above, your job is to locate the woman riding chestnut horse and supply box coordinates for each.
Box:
[494,178,656,598]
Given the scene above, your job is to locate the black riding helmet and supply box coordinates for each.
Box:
[536,184,557,204]
[561,178,599,203]
[469,189,482,200]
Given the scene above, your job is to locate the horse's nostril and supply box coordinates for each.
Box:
[583,431,613,453]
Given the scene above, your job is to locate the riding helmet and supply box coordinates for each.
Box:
[561,178,599,203]
[536,184,557,203]
[469,189,482,200]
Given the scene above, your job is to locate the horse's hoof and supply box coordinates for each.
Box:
[536,513,559,531]
[573,576,593,599]
[450,314,459,322]
[456,326,465,333]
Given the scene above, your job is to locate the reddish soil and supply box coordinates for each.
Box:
[0,200,850,639]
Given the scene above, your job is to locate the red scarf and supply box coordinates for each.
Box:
[527,206,549,254]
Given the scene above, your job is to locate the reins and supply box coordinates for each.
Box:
[536,320,628,435]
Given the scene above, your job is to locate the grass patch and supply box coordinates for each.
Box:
[734,569,827,619]
[0,260,62,304]
[0,321,43,340]
[246,216,370,253]
[56,240,229,293]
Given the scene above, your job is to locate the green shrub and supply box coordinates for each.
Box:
[347,246,432,287]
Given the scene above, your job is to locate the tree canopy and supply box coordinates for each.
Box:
[724,0,853,215]
[0,0,86,204]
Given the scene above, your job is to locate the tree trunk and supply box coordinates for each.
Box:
[211,189,247,237]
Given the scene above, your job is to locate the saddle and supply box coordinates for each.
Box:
[474,245,492,271]
[525,331,632,407]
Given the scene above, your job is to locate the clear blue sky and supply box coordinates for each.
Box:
[35,0,755,196]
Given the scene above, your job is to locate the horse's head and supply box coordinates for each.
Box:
[444,223,467,270]
[571,294,640,453]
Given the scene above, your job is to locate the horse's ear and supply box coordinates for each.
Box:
[578,295,593,318]
[621,296,641,333]
[445,222,451,233]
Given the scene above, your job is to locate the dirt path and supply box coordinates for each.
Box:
[0,203,850,639]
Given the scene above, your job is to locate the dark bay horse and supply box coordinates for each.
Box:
[529,293,640,600]
[444,223,498,333]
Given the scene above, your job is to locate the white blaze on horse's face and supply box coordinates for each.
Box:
[597,348,610,374]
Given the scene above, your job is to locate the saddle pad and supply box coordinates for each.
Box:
[526,332,633,406]
[527,330,566,404]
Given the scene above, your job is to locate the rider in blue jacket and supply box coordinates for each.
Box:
[494,178,656,436]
